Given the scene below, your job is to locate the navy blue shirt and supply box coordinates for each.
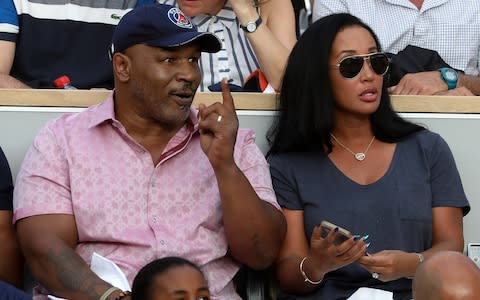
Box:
[269,130,469,300]
[0,147,13,211]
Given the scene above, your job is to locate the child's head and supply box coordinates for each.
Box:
[132,257,210,300]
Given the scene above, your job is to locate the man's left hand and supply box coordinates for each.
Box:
[389,71,448,95]
[434,86,474,96]
[357,250,418,282]
[198,79,239,170]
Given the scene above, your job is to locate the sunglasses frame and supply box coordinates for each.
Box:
[331,52,390,79]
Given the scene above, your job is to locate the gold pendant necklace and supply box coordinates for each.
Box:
[330,134,375,161]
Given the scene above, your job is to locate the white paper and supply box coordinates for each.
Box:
[48,252,130,299]
[90,252,131,291]
[347,287,393,300]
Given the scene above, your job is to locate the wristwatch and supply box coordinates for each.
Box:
[240,16,262,33]
[438,67,458,90]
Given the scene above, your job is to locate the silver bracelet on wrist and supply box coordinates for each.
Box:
[406,252,425,279]
[299,256,323,285]
[415,252,425,264]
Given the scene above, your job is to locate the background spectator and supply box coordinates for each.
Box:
[131,257,209,300]
[159,0,297,91]
[0,0,155,89]
[413,251,480,300]
[313,0,480,95]
[0,147,30,299]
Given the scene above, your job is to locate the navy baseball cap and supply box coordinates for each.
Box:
[111,4,221,54]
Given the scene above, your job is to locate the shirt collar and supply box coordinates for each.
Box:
[384,0,450,10]
[88,91,116,128]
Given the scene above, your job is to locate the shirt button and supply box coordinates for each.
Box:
[160,240,165,245]
[211,16,217,22]
[152,216,158,223]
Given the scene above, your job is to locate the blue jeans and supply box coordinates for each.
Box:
[0,280,31,300]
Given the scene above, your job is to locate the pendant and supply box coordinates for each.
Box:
[355,153,366,161]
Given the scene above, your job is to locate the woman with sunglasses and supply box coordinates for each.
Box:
[267,13,469,300]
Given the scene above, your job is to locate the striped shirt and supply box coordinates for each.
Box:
[0,0,154,89]
[160,0,260,91]
[313,0,480,76]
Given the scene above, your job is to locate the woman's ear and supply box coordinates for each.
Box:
[112,52,131,82]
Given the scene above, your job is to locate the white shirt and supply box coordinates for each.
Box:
[313,0,480,75]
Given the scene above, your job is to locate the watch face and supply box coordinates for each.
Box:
[445,70,457,80]
[246,22,256,32]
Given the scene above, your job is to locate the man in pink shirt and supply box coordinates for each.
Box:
[13,4,286,300]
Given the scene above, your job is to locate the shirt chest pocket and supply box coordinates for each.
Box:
[397,182,432,223]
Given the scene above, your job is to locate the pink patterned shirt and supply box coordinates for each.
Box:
[13,92,279,300]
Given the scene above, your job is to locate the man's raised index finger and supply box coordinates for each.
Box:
[220,78,236,111]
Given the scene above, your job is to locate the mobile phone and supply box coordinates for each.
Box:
[320,220,352,245]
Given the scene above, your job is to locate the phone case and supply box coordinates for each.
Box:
[320,220,352,245]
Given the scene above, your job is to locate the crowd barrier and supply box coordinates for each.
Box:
[0,89,479,249]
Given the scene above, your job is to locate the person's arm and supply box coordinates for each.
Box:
[358,134,467,281]
[358,207,464,281]
[275,209,317,294]
[16,214,127,300]
[229,0,297,91]
[276,209,367,294]
[14,126,127,299]
[0,40,30,88]
[0,210,23,287]
[389,71,479,96]
[458,73,480,95]
[0,146,22,287]
[198,81,286,269]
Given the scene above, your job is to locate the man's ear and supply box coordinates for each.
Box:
[112,52,131,82]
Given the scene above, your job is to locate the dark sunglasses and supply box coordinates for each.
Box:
[331,52,390,79]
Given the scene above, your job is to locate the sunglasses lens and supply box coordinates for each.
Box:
[339,57,364,78]
[370,54,389,75]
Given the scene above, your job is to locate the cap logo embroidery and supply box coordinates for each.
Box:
[167,7,193,29]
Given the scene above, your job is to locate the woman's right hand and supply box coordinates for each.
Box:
[303,225,369,280]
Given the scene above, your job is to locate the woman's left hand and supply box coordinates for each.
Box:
[357,250,419,282]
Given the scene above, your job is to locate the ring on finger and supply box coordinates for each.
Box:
[372,272,379,279]
[217,115,223,123]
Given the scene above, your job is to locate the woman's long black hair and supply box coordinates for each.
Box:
[267,13,424,155]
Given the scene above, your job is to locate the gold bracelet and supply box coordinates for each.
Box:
[299,256,322,285]
[99,287,120,300]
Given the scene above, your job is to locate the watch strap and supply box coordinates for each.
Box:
[438,67,458,90]
[240,16,262,33]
